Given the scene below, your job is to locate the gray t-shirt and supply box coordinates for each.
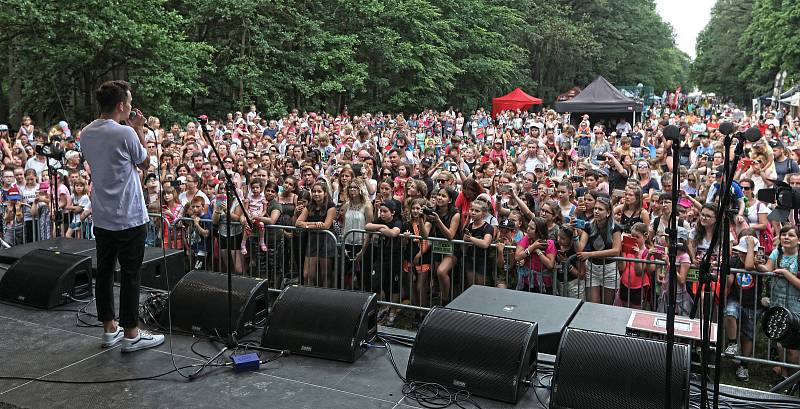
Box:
[81,119,149,231]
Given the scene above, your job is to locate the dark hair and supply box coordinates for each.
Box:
[96,80,131,114]
[696,203,718,242]
[263,181,278,192]
[529,217,548,240]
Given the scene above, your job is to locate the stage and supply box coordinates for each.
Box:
[0,289,549,409]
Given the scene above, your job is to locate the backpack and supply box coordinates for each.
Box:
[756,202,774,255]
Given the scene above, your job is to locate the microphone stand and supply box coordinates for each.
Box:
[688,133,743,408]
[189,117,277,379]
[665,132,680,409]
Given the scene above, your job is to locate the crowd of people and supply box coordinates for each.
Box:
[3,100,800,385]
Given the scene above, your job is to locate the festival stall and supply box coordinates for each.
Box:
[554,76,643,125]
[491,88,543,117]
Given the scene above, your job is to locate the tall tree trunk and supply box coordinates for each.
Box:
[8,41,22,128]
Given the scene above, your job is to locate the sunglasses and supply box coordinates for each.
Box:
[741,185,752,191]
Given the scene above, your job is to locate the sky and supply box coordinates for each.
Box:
[655,0,716,59]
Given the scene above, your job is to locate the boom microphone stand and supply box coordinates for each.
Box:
[663,124,681,409]
[189,115,276,379]
[688,123,761,408]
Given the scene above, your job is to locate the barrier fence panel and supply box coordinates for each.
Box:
[6,212,800,371]
[339,229,518,323]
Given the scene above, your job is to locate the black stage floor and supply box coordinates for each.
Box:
[0,290,548,409]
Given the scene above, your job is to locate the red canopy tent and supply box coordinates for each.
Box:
[491,88,543,117]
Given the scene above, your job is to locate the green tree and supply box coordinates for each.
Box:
[0,0,211,127]
[739,0,800,97]
[692,0,755,103]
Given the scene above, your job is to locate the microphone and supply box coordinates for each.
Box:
[736,126,761,143]
[662,124,681,141]
[718,121,735,136]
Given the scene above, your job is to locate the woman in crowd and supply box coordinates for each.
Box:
[403,198,432,308]
[548,151,571,184]
[759,225,800,383]
[578,195,622,304]
[737,177,772,252]
[614,183,649,233]
[341,179,372,289]
[295,181,337,287]
[425,187,460,303]
[637,160,660,196]
[462,199,495,287]
[364,198,403,326]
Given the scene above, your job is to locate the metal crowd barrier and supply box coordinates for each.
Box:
[8,210,800,372]
[339,229,517,319]
[151,215,339,289]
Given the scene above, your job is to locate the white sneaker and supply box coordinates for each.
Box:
[735,365,749,382]
[724,343,739,357]
[102,326,124,348]
[385,311,397,327]
[121,330,165,353]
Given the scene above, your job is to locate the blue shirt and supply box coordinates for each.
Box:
[81,119,149,231]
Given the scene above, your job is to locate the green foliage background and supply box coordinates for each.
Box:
[693,0,800,105]
[0,0,689,126]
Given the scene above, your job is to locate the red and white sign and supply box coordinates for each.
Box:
[627,310,717,343]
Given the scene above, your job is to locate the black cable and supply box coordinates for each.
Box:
[148,129,194,381]
[0,363,228,385]
[378,336,482,409]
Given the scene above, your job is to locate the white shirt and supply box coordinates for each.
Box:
[80,119,149,230]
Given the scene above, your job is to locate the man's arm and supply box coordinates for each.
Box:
[128,110,149,172]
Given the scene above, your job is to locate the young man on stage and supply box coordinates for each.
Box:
[81,80,164,352]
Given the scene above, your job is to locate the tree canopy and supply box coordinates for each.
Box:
[0,0,687,126]
[693,0,799,105]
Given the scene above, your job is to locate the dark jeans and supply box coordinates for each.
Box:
[94,224,146,329]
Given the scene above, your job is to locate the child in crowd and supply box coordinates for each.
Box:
[240,178,268,255]
[616,222,653,309]
[494,218,518,289]
[516,217,557,293]
[555,225,583,299]
[161,186,183,248]
[183,196,211,269]
[66,178,90,238]
[393,164,411,201]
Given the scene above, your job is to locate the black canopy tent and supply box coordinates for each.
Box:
[554,76,644,126]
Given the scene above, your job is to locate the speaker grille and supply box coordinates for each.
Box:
[0,249,92,309]
[406,307,538,403]
[161,270,268,337]
[551,328,690,409]
[262,286,377,362]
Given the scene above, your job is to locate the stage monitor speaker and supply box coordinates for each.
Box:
[261,286,377,363]
[551,328,690,409]
[139,248,186,291]
[0,249,92,309]
[406,306,538,404]
[159,270,268,337]
[447,285,581,355]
